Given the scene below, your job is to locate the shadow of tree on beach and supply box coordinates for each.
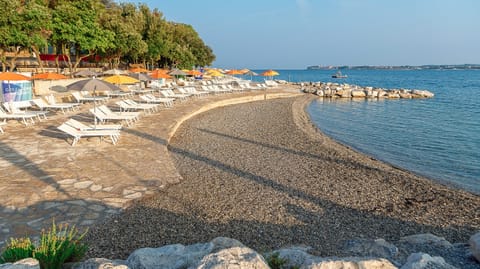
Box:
[197,127,387,173]
[0,198,119,249]
[84,125,479,265]
[0,140,70,196]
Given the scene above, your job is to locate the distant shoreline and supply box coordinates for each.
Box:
[306,64,480,70]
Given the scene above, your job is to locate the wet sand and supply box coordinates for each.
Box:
[86,95,480,258]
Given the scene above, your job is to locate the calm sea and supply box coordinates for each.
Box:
[252,69,480,194]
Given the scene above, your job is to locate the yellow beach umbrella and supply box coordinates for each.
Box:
[205,70,223,77]
[260,69,279,77]
[103,75,139,84]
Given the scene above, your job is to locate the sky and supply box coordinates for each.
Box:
[123,0,480,69]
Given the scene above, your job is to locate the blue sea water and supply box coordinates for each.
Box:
[253,69,480,194]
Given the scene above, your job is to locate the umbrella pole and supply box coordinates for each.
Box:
[93,85,97,128]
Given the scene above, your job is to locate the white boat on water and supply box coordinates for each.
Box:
[332,71,348,78]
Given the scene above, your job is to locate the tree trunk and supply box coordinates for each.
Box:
[31,46,45,73]
[8,46,22,71]
[73,51,94,75]
[0,49,7,71]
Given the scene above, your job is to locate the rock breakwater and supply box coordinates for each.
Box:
[2,233,479,269]
[301,82,434,99]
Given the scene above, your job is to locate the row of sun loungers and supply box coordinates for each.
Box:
[2,78,271,142]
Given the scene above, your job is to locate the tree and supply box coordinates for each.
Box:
[21,0,53,72]
[51,0,114,74]
[98,2,147,69]
[0,0,29,71]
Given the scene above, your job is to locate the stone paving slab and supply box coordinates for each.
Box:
[0,86,302,247]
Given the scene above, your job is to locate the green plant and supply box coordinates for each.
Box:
[266,252,288,269]
[0,220,88,269]
[0,237,34,263]
[33,221,88,269]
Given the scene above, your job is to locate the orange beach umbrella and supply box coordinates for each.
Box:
[150,69,172,79]
[0,72,31,81]
[187,70,202,76]
[226,69,244,75]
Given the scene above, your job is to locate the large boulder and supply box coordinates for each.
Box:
[0,258,39,269]
[194,247,269,269]
[351,90,367,98]
[412,90,435,98]
[469,232,480,262]
[343,238,399,260]
[303,257,397,269]
[267,246,315,268]
[400,253,456,269]
[399,234,453,248]
[68,258,128,269]
[125,237,245,269]
[126,243,214,269]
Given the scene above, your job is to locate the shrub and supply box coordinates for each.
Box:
[33,221,88,269]
[265,252,300,269]
[266,252,288,269]
[0,237,34,263]
[0,220,88,269]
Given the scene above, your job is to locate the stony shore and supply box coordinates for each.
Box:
[84,95,480,263]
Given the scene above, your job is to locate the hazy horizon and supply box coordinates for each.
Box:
[123,0,480,69]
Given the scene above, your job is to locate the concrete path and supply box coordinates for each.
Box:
[0,86,301,247]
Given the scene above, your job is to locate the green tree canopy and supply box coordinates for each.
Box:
[0,0,215,71]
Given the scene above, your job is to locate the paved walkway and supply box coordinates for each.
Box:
[0,86,302,247]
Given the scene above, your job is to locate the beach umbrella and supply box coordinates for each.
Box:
[32,73,68,95]
[67,78,122,127]
[225,69,243,75]
[103,69,128,75]
[240,68,250,74]
[32,73,67,80]
[169,69,188,76]
[260,69,279,77]
[205,69,223,77]
[0,72,31,81]
[66,78,122,92]
[187,70,202,76]
[150,71,172,79]
[74,70,100,78]
[49,85,68,93]
[260,70,279,100]
[103,75,139,85]
[128,73,152,82]
[243,70,258,80]
[129,67,149,73]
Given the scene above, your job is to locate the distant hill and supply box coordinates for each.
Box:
[306,64,480,70]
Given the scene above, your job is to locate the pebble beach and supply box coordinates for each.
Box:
[85,95,480,259]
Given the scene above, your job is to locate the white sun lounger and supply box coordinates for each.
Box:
[57,121,121,146]
[116,100,158,113]
[65,118,122,131]
[90,106,138,126]
[0,106,36,126]
[139,94,174,108]
[2,102,48,121]
[31,98,75,114]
